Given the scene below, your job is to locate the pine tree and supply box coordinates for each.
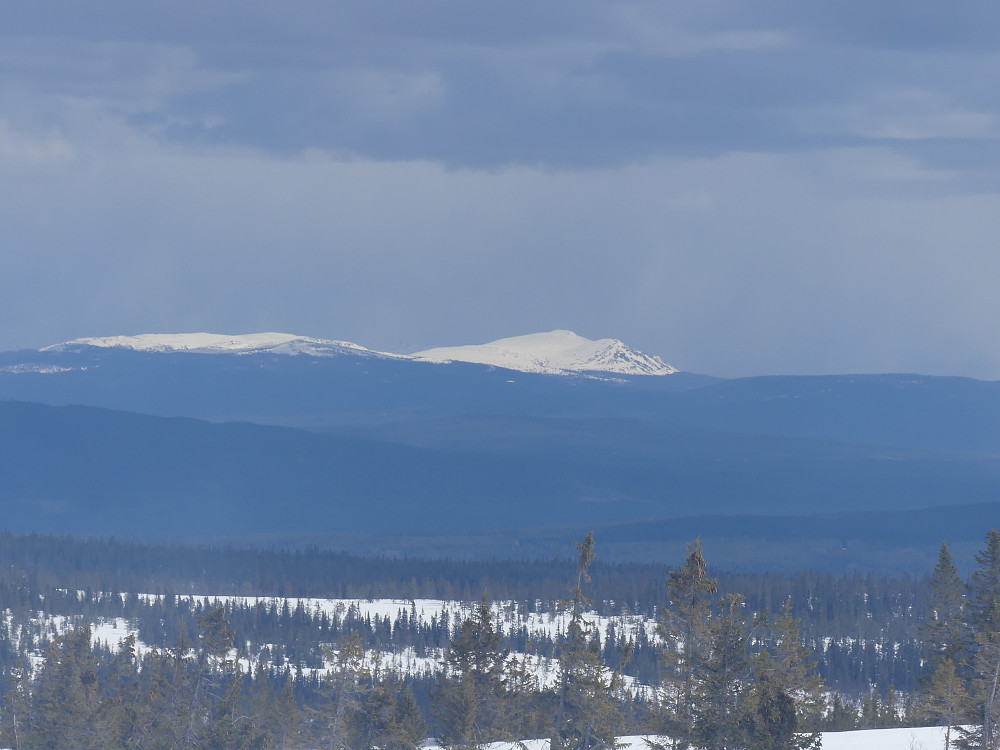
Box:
[821,694,858,732]
[183,606,236,747]
[694,593,753,750]
[553,531,624,750]
[434,675,477,748]
[393,683,428,750]
[249,666,300,749]
[0,663,31,750]
[133,639,194,749]
[924,659,968,750]
[923,543,968,667]
[201,667,267,750]
[504,644,543,742]
[94,633,142,748]
[748,598,823,750]
[26,624,107,749]
[358,677,426,750]
[919,542,970,749]
[657,538,718,749]
[323,631,368,750]
[960,530,1000,750]
[433,593,510,748]
[743,677,798,750]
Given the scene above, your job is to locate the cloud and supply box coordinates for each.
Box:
[0,121,75,166]
[2,1,999,173]
[1,102,998,378]
[2,1,1000,378]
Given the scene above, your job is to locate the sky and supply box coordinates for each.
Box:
[3,1,1000,378]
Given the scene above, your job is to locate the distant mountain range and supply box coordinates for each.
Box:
[1,330,999,570]
[41,330,677,377]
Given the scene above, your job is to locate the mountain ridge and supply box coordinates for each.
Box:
[413,330,678,376]
[36,330,679,378]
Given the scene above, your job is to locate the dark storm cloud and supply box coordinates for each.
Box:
[6,0,999,169]
[3,1,1000,378]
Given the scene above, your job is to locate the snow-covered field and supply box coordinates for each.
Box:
[12,595,654,690]
[7,595,951,750]
[168,595,659,646]
[819,725,947,750]
[423,726,950,750]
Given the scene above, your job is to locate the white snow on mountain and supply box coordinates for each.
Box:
[413,330,678,376]
[41,332,402,359]
[37,330,678,377]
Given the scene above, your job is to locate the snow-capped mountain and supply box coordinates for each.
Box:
[38,330,678,377]
[413,330,678,376]
[41,332,401,359]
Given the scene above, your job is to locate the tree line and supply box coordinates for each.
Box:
[914,530,1000,750]
[0,532,830,749]
[6,529,1000,748]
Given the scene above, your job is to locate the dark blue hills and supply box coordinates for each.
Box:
[1,399,999,546]
[2,342,1000,568]
[3,347,1000,455]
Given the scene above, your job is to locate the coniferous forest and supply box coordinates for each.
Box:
[0,530,998,748]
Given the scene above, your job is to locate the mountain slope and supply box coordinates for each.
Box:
[414,330,678,376]
[36,329,678,377]
[42,332,401,359]
[6,337,1000,453]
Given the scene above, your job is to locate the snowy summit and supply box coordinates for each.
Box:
[413,330,678,376]
[38,330,677,377]
[41,333,398,359]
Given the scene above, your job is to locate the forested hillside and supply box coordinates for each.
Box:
[1,529,997,747]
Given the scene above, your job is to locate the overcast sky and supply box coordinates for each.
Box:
[3,1,1000,378]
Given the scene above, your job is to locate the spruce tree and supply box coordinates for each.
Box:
[201,668,267,750]
[26,625,106,748]
[821,694,858,732]
[694,593,753,750]
[960,530,1000,750]
[323,631,367,750]
[657,538,718,749]
[0,663,31,750]
[553,531,624,750]
[433,593,510,748]
[748,598,823,750]
[919,542,970,749]
[924,659,968,750]
[923,543,968,667]
[358,677,426,750]
[182,606,236,747]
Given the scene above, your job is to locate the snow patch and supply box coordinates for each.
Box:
[0,364,78,374]
[41,332,402,360]
[414,330,678,376]
[427,727,951,750]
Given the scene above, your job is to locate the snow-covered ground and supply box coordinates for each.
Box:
[165,595,658,645]
[819,725,948,750]
[4,598,957,750]
[423,726,950,750]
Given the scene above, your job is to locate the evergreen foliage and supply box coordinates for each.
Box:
[656,539,718,747]
[958,530,1000,750]
[553,531,629,750]
[8,528,1000,747]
